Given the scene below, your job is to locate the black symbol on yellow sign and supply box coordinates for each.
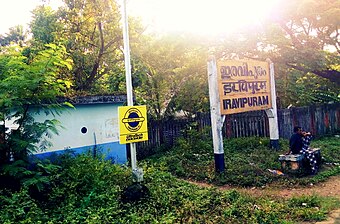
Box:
[122,108,145,132]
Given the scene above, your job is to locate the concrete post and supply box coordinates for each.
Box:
[265,59,279,149]
[207,56,225,172]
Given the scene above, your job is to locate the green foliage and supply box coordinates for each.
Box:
[147,128,340,187]
[39,155,132,223]
[1,159,61,196]
[3,0,338,113]
[54,0,126,91]
[30,6,61,46]
[286,195,339,221]
[214,0,340,107]
[0,25,26,47]
[276,69,339,107]
[0,44,72,163]
[218,138,282,186]
[133,35,209,119]
[27,0,148,93]
[0,44,73,195]
[312,137,340,163]
[147,127,214,180]
[0,155,338,223]
[271,0,340,106]
[0,189,47,223]
[147,131,283,186]
[10,0,338,113]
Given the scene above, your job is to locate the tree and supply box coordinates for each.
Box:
[269,0,340,85]
[133,35,208,119]
[213,0,339,107]
[171,47,210,117]
[55,0,124,91]
[261,0,340,106]
[28,1,146,94]
[30,6,61,46]
[0,44,73,164]
[0,25,27,47]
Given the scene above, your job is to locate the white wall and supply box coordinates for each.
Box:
[33,103,122,153]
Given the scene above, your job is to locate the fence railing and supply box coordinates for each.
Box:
[136,103,340,155]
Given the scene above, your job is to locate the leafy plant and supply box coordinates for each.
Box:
[0,43,72,194]
[0,188,47,223]
[0,44,72,163]
[0,155,338,223]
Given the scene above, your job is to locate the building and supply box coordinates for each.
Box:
[19,95,127,164]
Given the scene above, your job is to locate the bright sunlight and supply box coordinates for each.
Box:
[129,0,281,35]
[0,0,280,36]
[0,0,61,34]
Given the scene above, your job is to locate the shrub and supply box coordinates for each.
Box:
[1,155,338,223]
[0,189,47,223]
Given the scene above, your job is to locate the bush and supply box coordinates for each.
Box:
[1,155,338,223]
[0,189,47,223]
[0,154,133,223]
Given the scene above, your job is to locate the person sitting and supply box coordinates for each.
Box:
[287,126,318,175]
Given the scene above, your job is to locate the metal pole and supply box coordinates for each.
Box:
[122,0,139,176]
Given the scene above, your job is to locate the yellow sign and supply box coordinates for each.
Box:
[217,59,272,115]
[118,105,148,144]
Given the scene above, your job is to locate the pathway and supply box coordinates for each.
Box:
[189,175,340,224]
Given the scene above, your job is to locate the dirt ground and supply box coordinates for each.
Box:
[190,175,340,199]
[189,175,340,223]
[236,175,340,199]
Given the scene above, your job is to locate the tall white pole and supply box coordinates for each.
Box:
[122,0,138,173]
[265,59,279,149]
[207,56,225,172]
[122,0,133,107]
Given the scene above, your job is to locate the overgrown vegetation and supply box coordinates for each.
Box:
[0,0,339,222]
[0,153,339,223]
[147,129,340,187]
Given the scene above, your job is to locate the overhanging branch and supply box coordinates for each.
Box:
[286,63,340,85]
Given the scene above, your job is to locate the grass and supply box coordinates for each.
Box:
[312,136,340,164]
[1,157,339,223]
[146,130,340,187]
[0,133,339,223]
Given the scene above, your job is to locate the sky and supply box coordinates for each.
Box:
[129,0,280,36]
[0,0,61,34]
[0,0,280,36]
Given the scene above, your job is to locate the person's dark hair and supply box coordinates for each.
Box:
[293,126,302,132]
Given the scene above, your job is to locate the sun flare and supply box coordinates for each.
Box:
[0,0,280,36]
[0,0,64,34]
[129,0,280,35]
